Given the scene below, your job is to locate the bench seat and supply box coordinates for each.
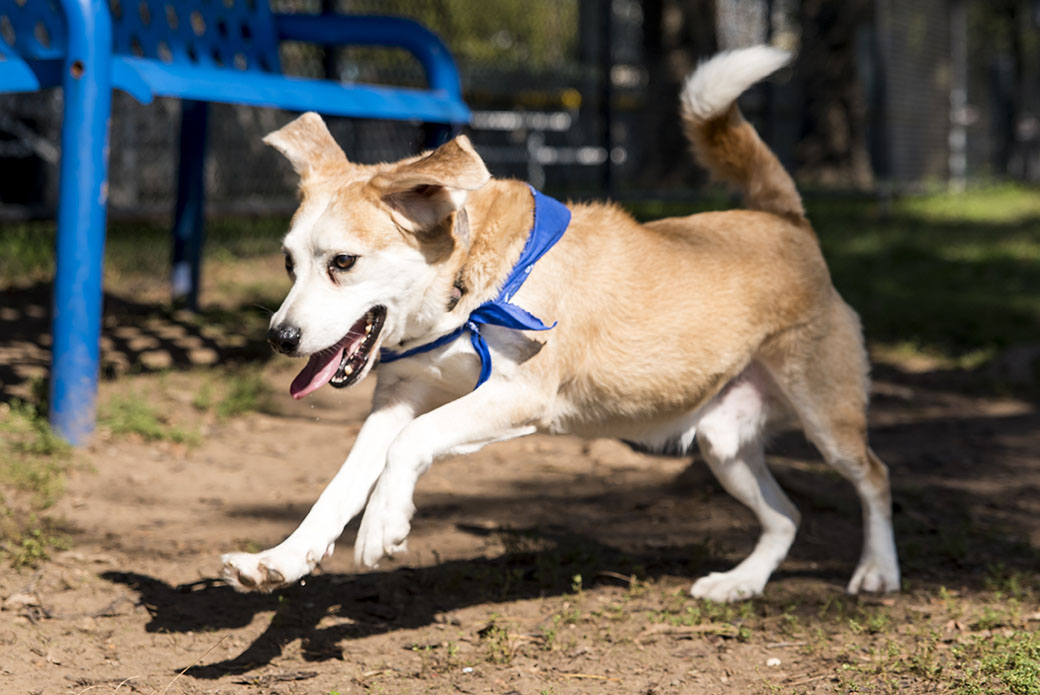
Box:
[112,57,469,123]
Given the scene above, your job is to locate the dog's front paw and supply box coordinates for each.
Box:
[846,557,900,594]
[221,544,332,593]
[354,492,413,568]
[690,570,767,603]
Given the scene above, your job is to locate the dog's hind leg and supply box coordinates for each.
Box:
[691,369,800,602]
[762,302,900,595]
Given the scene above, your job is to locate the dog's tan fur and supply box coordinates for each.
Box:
[222,47,899,600]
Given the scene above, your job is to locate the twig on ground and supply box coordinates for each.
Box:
[597,570,637,586]
[360,668,394,680]
[112,675,139,693]
[69,675,141,695]
[160,634,229,695]
[232,671,319,686]
[766,640,808,648]
[561,673,622,682]
[26,595,133,621]
[783,673,832,687]
[637,622,739,643]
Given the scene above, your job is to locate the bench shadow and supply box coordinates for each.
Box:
[0,281,273,404]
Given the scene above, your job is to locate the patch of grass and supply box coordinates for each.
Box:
[0,401,71,508]
[813,187,1040,365]
[958,630,1040,695]
[0,399,69,460]
[895,184,1040,224]
[478,614,515,665]
[0,220,58,282]
[405,638,468,679]
[215,368,272,419]
[192,383,214,412]
[10,517,68,568]
[984,564,1037,600]
[0,399,73,565]
[538,613,564,651]
[972,604,1010,631]
[0,216,290,284]
[848,606,891,635]
[99,390,201,445]
[651,602,703,627]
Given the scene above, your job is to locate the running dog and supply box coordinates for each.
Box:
[221,46,900,601]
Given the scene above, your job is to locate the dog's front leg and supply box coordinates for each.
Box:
[222,388,428,592]
[354,383,540,568]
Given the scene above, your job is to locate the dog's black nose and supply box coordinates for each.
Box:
[267,324,301,354]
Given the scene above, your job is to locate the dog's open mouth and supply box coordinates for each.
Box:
[289,306,386,400]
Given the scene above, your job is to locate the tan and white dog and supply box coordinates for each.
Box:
[221,46,900,602]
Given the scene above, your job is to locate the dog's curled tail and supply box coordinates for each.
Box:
[680,46,805,224]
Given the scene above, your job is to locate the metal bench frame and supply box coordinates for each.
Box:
[0,0,469,443]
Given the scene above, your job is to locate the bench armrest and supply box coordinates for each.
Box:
[272,14,463,101]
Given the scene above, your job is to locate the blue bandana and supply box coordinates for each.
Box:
[380,185,571,389]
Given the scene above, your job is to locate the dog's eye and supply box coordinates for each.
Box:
[283,254,293,276]
[331,254,358,271]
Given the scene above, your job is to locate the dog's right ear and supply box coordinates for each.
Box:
[263,112,348,179]
[370,135,491,235]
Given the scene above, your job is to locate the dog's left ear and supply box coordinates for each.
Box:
[372,135,491,234]
[263,112,349,179]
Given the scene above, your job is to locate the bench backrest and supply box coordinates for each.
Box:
[0,0,282,73]
[0,0,67,62]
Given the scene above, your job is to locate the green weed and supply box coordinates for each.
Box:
[538,614,563,651]
[215,368,272,419]
[479,614,515,665]
[99,391,201,445]
[192,383,214,411]
[958,630,1040,695]
[11,519,68,568]
[0,399,70,461]
[0,399,73,565]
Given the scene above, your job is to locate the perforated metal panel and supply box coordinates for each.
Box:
[108,0,281,73]
[0,0,68,62]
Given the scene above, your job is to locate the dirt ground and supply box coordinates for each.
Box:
[1,276,1039,695]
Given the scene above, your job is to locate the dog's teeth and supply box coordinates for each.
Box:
[365,324,372,335]
[344,364,354,375]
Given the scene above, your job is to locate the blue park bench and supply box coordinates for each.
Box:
[0,0,470,444]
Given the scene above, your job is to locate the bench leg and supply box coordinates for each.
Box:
[171,99,209,311]
[49,3,113,445]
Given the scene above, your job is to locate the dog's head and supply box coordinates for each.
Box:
[264,112,490,399]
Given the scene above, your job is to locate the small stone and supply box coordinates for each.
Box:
[766,657,781,667]
[2,591,39,611]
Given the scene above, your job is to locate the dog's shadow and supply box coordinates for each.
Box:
[102,402,1040,680]
[102,527,724,679]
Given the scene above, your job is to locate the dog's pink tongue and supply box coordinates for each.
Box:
[289,347,344,400]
